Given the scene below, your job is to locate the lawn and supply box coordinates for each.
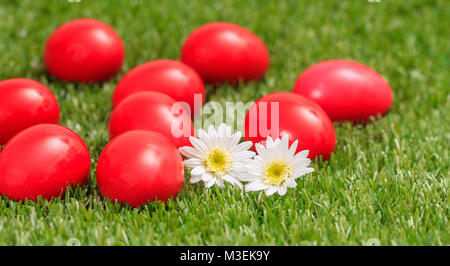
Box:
[0,0,448,245]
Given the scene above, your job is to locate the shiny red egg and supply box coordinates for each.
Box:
[96,130,184,207]
[244,92,336,160]
[112,59,205,115]
[0,124,91,201]
[181,22,269,84]
[44,18,125,82]
[109,91,194,148]
[0,78,60,145]
[293,60,393,122]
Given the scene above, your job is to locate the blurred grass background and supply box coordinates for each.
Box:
[0,0,448,245]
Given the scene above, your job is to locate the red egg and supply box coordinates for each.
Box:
[44,18,125,82]
[112,59,205,115]
[0,78,60,145]
[96,130,184,207]
[181,22,269,84]
[244,92,336,160]
[109,91,194,148]
[293,60,393,122]
[0,124,91,201]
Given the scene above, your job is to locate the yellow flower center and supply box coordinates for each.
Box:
[204,146,233,177]
[263,159,293,186]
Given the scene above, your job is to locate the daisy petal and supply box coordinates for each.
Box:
[191,166,206,176]
[234,151,256,160]
[201,173,213,181]
[293,150,309,160]
[255,143,269,160]
[230,141,253,153]
[266,137,275,148]
[198,129,213,147]
[285,179,297,188]
[229,132,242,148]
[286,140,298,159]
[179,146,203,159]
[189,176,202,183]
[245,181,266,192]
[207,125,217,138]
[239,176,259,182]
[189,137,208,153]
[294,167,314,177]
[265,186,278,196]
[183,158,202,168]
[245,164,261,174]
[223,175,243,188]
[205,178,216,188]
[217,123,231,137]
[216,178,225,188]
[278,186,287,196]
[273,138,281,148]
[278,136,289,157]
[292,158,311,169]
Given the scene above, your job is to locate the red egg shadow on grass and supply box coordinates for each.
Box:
[293,60,393,123]
[244,92,336,161]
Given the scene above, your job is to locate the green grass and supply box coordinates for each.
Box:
[0,0,448,245]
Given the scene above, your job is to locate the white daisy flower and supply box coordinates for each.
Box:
[179,123,255,188]
[241,135,314,196]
